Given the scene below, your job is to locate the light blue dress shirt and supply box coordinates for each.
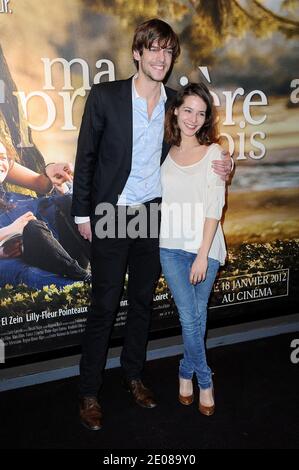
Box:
[117,76,166,206]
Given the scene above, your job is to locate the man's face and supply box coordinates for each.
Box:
[0,143,10,184]
[133,39,173,83]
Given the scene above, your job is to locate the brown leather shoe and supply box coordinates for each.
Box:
[179,377,194,406]
[199,387,215,416]
[179,393,194,406]
[124,379,157,409]
[199,401,215,416]
[79,396,103,431]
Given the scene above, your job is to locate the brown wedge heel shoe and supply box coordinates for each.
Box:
[179,393,194,406]
[199,387,215,416]
[179,377,194,406]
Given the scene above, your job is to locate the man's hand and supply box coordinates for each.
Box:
[77,221,92,242]
[212,149,233,181]
[45,162,74,194]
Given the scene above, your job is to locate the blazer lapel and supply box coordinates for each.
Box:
[118,78,133,170]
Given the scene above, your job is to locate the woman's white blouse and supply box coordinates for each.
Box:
[159,143,227,265]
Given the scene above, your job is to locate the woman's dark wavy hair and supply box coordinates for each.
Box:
[164,82,220,147]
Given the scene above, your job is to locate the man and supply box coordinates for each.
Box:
[72,18,232,431]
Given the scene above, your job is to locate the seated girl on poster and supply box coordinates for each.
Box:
[159,83,227,416]
[0,140,90,289]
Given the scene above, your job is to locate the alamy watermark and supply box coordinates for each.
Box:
[94,201,204,250]
[290,339,299,364]
[0,339,5,363]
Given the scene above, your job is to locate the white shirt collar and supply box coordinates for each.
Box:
[132,73,167,103]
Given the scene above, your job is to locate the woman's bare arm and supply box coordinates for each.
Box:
[6,162,52,193]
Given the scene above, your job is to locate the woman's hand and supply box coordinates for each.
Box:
[9,212,36,234]
[190,255,208,284]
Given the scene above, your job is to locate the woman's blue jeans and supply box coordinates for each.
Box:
[160,248,219,389]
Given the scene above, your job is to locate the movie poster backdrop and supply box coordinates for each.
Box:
[0,0,298,359]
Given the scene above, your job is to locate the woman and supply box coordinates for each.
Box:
[160,83,227,416]
[0,141,90,289]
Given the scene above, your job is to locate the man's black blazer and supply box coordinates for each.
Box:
[71,77,176,217]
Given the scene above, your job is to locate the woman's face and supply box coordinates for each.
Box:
[0,143,10,183]
[174,94,207,138]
